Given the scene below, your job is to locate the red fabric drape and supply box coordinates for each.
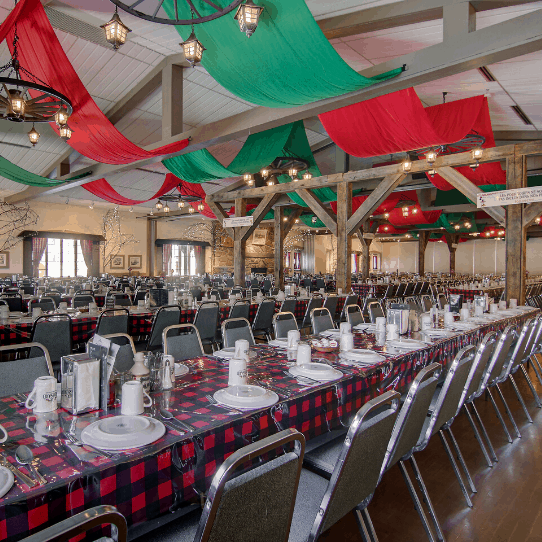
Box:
[3,0,189,164]
[319,89,506,190]
[385,191,442,227]
[32,237,47,277]
[83,173,183,205]
[377,225,409,234]
[176,182,215,218]
[330,192,402,217]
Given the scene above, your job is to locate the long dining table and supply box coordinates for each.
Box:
[0,307,536,541]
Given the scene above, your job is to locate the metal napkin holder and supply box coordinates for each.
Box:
[61,353,101,415]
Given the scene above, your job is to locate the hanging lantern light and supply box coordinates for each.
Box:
[156,200,163,210]
[163,203,170,213]
[267,179,275,186]
[198,202,205,212]
[537,217,541,224]
[499,229,505,235]
[402,206,409,217]
[472,147,484,161]
[402,159,412,172]
[244,173,254,186]
[181,30,205,67]
[426,149,437,164]
[428,169,436,177]
[295,219,299,223]
[260,167,270,178]
[412,208,418,214]
[101,6,132,50]
[27,125,40,147]
[454,224,460,230]
[405,233,411,238]
[129,206,134,212]
[9,90,25,118]
[384,213,389,219]
[89,202,94,209]
[288,167,298,180]
[485,231,491,237]
[59,124,72,141]
[303,171,313,181]
[234,0,264,37]
[464,221,472,229]
[383,226,389,231]
[189,206,195,214]
[178,199,185,209]
[312,216,317,224]
[149,209,154,216]
[55,106,69,127]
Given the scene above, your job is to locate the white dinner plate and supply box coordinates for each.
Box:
[319,329,341,338]
[338,349,386,364]
[0,466,14,499]
[175,363,189,377]
[268,338,289,348]
[354,324,377,331]
[386,339,429,350]
[289,363,343,382]
[214,385,278,410]
[213,348,257,360]
[421,329,456,338]
[81,415,166,451]
[446,322,478,331]
[466,317,491,325]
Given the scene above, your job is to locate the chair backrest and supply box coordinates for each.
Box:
[382,363,441,472]
[310,307,335,335]
[44,292,61,305]
[322,295,339,319]
[30,315,72,363]
[367,301,385,323]
[0,343,53,396]
[190,287,203,301]
[273,312,298,339]
[412,282,423,295]
[92,333,136,374]
[225,278,234,288]
[252,299,276,333]
[459,331,498,409]
[73,294,95,308]
[163,324,204,361]
[96,309,129,336]
[309,391,400,540]
[301,296,323,328]
[500,318,538,379]
[20,505,127,542]
[481,324,517,388]
[21,285,34,295]
[437,293,447,309]
[395,283,406,298]
[194,429,305,542]
[194,302,220,342]
[415,345,476,450]
[339,294,359,321]
[403,283,415,297]
[362,297,378,319]
[315,278,325,289]
[133,290,147,303]
[111,293,132,307]
[222,318,255,348]
[32,297,56,312]
[346,304,364,327]
[420,295,432,312]
[229,301,250,321]
[262,279,272,292]
[280,298,297,315]
[147,306,182,349]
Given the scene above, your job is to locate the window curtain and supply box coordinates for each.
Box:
[4,0,189,165]
[301,236,315,274]
[194,246,205,275]
[162,244,173,275]
[80,240,93,270]
[32,237,47,277]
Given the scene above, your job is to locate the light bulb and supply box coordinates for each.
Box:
[178,200,185,209]
[426,150,437,164]
[303,171,313,181]
[129,206,134,212]
[163,203,170,213]
[402,159,412,172]
[260,167,270,178]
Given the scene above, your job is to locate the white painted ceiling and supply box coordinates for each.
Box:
[0,0,540,209]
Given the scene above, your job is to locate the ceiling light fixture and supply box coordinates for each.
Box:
[426,149,437,165]
[178,199,185,209]
[89,202,94,209]
[129,206,134,212]
[189,206,195,214]
[303,171,313,181]
[59,124,73,141]
[156,200,163,210]
[163,203,170,213]
[181,10,205,67]
[235,0,264,37]
[27,124,39,147]
[288,167,298,180]
[198,202,205,212]
[402,159,412,173]
[101,6,131,50]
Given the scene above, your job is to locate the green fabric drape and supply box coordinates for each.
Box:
[415,212,478,233]
[0,156,64,186]
[163,0,403,108]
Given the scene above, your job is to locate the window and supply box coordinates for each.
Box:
[351,253,357,273]
[38,239,89,277]
[372,254,379,270]
[169,245,197,276]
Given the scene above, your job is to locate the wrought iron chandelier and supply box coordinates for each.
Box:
[0,25,73,147]
[106,1,265,65]
[152,181,207,216]
[249,156,311,187]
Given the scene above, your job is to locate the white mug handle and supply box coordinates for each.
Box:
[0,423,8,443]
[143,389,152,408]
[25,388,37,410]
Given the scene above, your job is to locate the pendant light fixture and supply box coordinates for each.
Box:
[156,200,163,210]
[244,173,254,186]
[302,171,313,181]
[178,199,185,209]
[55,106,69,127]
[59,124,73,141]
[260,167,270,178]
[27,124,40,147]
[101,6,131,50]
[189,206,195,214]
[402,159,412,172]
[181,11,205,67]
[9,90,25,117]
[288,167,298,180]
[234,0,264,37]
[426,149,437,165]
[163,202,170,213]
[198,202,205,212]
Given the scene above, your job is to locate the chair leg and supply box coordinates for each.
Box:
[445,427,477,493]
[469,402,498,463]
[438,429,473,508]
[519,364,542,408]
[495,383,521,439]
[487,387,513,443]
[462,404,493,468]
[362,509,380,542]
[529,354,542,387]
[408,457,446,541]
[398,461,439,542]
[508,374,533,423]
[354,509,378,542]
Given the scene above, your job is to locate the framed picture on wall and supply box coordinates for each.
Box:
[128,255,142,269]
[110,255,125,269]
[0,252,8,269]
[252,229,267,245]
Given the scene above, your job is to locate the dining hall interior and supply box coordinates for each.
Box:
[1,0,542,541]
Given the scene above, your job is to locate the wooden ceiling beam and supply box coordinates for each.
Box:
[294,188,338,236]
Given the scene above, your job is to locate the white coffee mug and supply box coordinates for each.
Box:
[338,288,343,295]
[234,339,250,361]
[138,300,145,309]
[386,324,398,340]
[474,305,484,316]
[340,322,351,335]
[460,308,470,321]
[59,302,68,312]
[444,304,450,313]
[32,307,42,319]
[25,376,58,413]
[287,329,300,349]
[421,315,432,331]
[228,358,248,386]
[510,299,518,309]
[499,300,507,310]
[121,380,152,415]
[296,343,312,366]
[89,302,97,311]
[0,305,8,318]
[444,312,455,326]
[490,304,498,314]
[340,332,354,352]
[376,317,386,332]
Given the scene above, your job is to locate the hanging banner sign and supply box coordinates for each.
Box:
[477,186,542,208]
[223,216,254,227]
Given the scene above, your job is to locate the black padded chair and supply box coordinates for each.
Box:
[252,299,276,342]
[95,309,129,336]
[30,314,72,371]
[222,317,255,348]
[146,306,182,351]
[163,324,204,361]
[193,301,220,351]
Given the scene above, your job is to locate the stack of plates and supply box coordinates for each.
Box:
[213,385,278,409]
[420,329,456,338]
[386,339,429,351]
[319,329,341,338]
[268,338,289,349]
[446,321,478,331]
[289,363,343,382]
[466,317,492,325]
[81,415,165,451]
[213,348,257,360]
[354,323,377,332]
[338,349,386,365]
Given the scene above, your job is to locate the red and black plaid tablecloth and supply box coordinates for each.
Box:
[351,284,388,298]
[448,287,504,302]
[0,308,535,541]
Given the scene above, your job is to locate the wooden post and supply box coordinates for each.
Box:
[162,63,184,140]
[233,198,247,286]
[418,231,429,276]
[274,206,284,289]
[444,233,460,275]
[336,182,352,291]
[505,149,527,303]
[357,222,372,280]
[146,218,156,276]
